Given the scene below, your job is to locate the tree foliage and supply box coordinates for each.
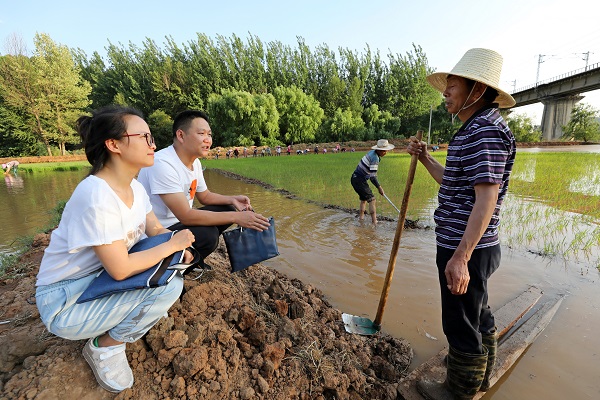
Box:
[207,89,279,146]
[507,113,542,142]
[562,103,600,143]
[272,85,324,144]
[0,33,90,156]
[2,31,467,155]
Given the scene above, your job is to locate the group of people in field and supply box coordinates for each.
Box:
[35,48,516,400]
[217,143,355,159]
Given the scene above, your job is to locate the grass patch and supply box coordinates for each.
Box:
[18,161,90,173]
[203,150,600,269]
[203,152,445,221]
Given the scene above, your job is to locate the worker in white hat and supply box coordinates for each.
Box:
[350,139,394,224]
[407,48,516,399]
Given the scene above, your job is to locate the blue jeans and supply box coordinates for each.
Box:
[36,272,183,343]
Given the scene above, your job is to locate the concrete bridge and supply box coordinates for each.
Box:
[511,63,600,140]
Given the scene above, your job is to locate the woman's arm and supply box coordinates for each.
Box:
[93,212,194,280]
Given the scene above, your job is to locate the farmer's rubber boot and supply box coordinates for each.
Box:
[417,346,488,400]
[480,332,497,391]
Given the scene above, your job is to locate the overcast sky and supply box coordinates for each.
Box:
[2,0,599,123]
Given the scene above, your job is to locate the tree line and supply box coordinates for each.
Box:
[0,32,450,157]
[1,32,596,158]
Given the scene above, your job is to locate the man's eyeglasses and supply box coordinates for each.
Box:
[122,132,155,147]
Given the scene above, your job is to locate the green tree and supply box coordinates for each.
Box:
[0,102,38,157]
[148,109,173,150]
[329,108,365,141]
[507,113,542,142]
[562,103,600,143]
[273,85,324,144]
[0,39,52,155]
[33,33,91,155]
[207,89,279,146]
[73,50,109,109]
[0,34,90,156]
[384,44,439,130]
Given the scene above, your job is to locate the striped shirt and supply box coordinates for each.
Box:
[353,150,381,187]
[435,107,516,249]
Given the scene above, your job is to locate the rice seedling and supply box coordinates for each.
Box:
[204,149,600,269]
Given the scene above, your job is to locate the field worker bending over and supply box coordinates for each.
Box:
[2,160,19,173]
[350,139,394,225]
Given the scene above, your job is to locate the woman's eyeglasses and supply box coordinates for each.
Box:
[122,132,155,147]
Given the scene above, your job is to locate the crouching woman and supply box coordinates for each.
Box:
[35,106,194,393]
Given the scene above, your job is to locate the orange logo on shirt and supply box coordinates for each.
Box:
[188,179,197,200]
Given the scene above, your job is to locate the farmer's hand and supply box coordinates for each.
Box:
[235,211,271,231]
[445,253,470,295]
[378,186,385,196]
[407,136,429,162]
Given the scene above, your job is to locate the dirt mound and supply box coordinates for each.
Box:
[1,234,412,399]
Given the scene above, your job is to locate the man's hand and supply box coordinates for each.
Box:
[232,195,252,211]
[445,252,470,295]
[235,211,271,231]
[182,249,194,263]
[378,186,385,196]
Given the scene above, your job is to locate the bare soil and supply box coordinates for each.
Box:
[0,233,412,400]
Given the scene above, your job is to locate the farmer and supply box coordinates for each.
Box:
[2,160,19,173]
[350,139,394,225]
[137,110,270,275]
[407,48,516,399]
[35,106,195,393]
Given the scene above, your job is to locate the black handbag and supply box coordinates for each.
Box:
[223,216,279,272]
[76,231,199,304]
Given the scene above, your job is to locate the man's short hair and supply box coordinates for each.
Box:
[172,110,210,138]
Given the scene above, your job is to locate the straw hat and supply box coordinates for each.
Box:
[426,48,516,108]
[372,139,395,151]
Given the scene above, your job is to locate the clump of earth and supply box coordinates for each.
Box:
[1,233,413,399]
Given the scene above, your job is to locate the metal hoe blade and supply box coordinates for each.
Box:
[342,313,379,335]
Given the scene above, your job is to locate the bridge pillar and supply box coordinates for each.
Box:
[540,94,583,140]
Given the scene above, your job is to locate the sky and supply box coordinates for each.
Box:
[1,0,599,124]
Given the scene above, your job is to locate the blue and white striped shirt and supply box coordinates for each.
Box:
[353,150,381,187]
[435,107,516,249]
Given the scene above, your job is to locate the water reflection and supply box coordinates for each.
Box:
[4,172,24,192]
[0,169,89,254]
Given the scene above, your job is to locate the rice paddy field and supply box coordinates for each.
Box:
[202,150,600,269]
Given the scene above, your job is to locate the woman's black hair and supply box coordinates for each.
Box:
[77,105,144,175]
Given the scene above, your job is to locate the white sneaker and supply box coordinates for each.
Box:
[82,338,134,392]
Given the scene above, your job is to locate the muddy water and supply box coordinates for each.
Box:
[2,168,599,399]
[205,171,600,400]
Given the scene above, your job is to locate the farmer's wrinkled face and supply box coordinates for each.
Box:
[443,75,471,115]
